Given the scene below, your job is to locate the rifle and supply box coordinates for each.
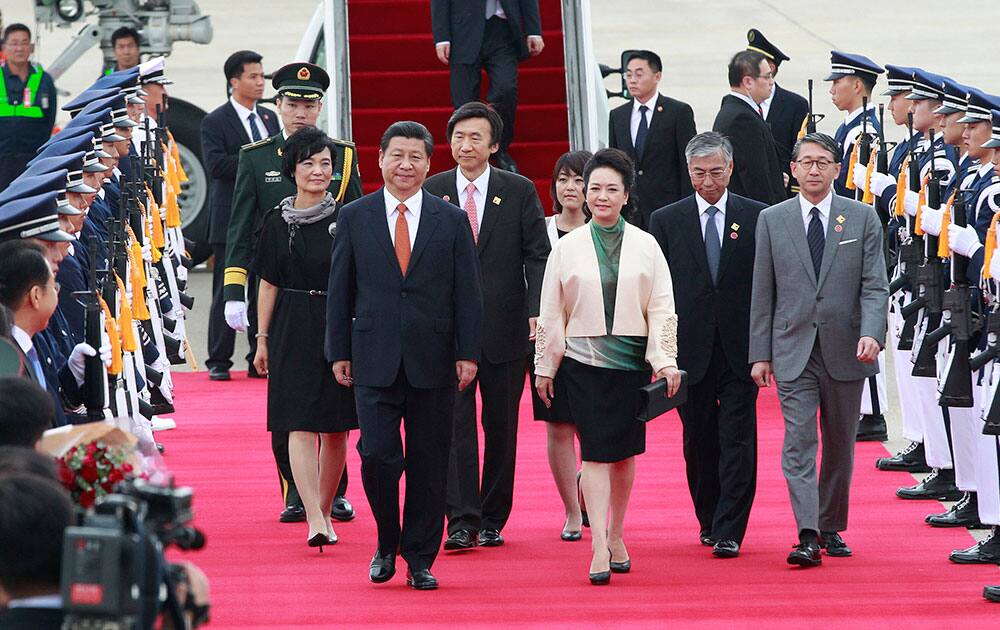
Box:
[73,236,106,421]
[805,79,825,133]
[910,128,945,378]
[895,113,926,350]
[856,96,872,203]
[937,187,976,407]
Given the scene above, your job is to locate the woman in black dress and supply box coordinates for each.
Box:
[252,127,357,551]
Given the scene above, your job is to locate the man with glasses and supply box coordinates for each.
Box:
[649,132,766,559]
[712,50,785,206]
[749,132,888,567]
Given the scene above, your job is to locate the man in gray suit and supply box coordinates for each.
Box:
[749,132,888,568]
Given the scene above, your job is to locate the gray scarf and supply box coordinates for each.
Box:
[279,192,337,226]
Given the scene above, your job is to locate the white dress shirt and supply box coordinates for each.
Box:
[455,165,491,228]
[384,188,422,249]
[695,190,728,246]
[730,90,763,115]
[799,190,833,234]
[760,83,776,120]
[230,96,268,142]
[630,93,658,146]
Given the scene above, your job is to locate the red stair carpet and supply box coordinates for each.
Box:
[347,0,570,210]
[164,372,997,628]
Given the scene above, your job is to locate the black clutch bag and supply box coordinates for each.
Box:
[636,370,688,422]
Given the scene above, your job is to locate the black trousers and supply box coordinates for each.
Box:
[449,16,519,152]
[355,367,454,572]
[446,356,526,534]
[206,244,238,371]
[677,332,758,543]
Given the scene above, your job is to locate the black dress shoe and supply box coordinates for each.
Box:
[856,413,888,441]
[712,539,740,558]
[984,585,1000,602]
[926,492,986,528]
[896,468,963,500]
[876,441,931,472]
[787,542,822,567]
[406,568,438,590]
[949,529,1000,564]
[369,551,396,583]
[279,505,306,523]
[444,529,477,550]
[331,495,355,522]
[700,530,715,547]
[478,529,504,547]
[819,532,852,557]
[208,366,231,381]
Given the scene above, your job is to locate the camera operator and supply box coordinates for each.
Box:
[0,377,55,448]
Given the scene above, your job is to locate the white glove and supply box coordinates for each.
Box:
[141,242,152,262]
[948,223,984,258]
[903,189,920,217]
[868,172,895,197]
[918,206,943,236]
[224,300,249,332]
[851,163,868,191]
[67,342,112,386]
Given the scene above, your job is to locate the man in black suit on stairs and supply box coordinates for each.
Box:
[431,0,545,173]
[201,50,279,382]
[608,49,697,230]
[649,131,766,559]
[712,50,786,206]
[424,102,550,550]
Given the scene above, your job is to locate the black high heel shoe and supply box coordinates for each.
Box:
[589,548,611,585]
[308,532,330,553]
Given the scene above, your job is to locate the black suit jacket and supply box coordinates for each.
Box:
[431,0,542,63]
[423,167,550,364]
[0,607,65,630]
[325,190,483,388]
[649,192,767,383]
[712,94,785,206]
[200,101,279,244]
[766,83,809,196]
[608,93,697,230]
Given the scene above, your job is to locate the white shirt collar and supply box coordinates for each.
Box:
[730,90,761,113]
[798,190,834,220]
[10,325,32,354]
[384,187,423,221]
[979,162,994,176]
[229,95,256,121]
[632,93,658,113]
[844,103,876,125]
[456,165,491,197]
[6,594,62,609]
[695,190,728,215]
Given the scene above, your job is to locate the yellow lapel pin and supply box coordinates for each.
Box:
[731,223,740,231]
[836,215,845,224]
[492,196,502,205]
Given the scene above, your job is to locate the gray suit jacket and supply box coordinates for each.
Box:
[748,193,888,382]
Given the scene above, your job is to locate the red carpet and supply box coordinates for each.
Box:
[163,372,997,628]
[347,0,570,210]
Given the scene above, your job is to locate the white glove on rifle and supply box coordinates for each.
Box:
[224,300,249,332]
[868,172,896,197]
[67,342,112,387]
[948,223,984,258]
[851,163,868,191]
[918,206,943,236]
[903,189,920,217]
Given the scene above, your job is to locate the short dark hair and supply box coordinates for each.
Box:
[0,240,51,310]
[3,23,31,42]
[380,121,434,158]
[282,126,338,180]
[728,50,766,88]
[860,75,876,96]
[583,148,636,195]
[224,50,263,82]
[0,378,55,446]
[0,446,58,482]
[0,473,73,596]
[111,26,140,47]
[626,50,662,74]
[792,132,842,163]
[550,150,593,214]
[446,102,503,146]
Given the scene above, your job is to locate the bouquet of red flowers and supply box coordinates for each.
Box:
[57,440,136,508]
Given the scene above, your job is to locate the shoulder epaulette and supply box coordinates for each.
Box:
[331,138,356,148]
[241,136,275,152]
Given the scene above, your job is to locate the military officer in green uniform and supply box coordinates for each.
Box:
[223,61,363,523]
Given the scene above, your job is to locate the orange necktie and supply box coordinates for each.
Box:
[395,203,411,276]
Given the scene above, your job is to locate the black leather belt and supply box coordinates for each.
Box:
[280,288,327,296]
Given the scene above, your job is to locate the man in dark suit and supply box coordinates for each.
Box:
[746,29,809,197]
[608,50,697,230]
[201,50,278,382]
[424,102,549,549]
[326,121,483,590]
[712,50,786,206]
[431,0,544,173]
[649,132,765,558]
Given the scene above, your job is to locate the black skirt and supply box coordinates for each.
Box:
[528,344,574,424]
[559,357,650,462]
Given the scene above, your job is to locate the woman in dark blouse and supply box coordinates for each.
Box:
[252,127,357,551]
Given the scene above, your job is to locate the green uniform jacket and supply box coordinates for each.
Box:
[223,132,363,301]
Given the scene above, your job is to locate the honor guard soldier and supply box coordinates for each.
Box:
[223,61,363,524]
[0,23,57,189]
[745,28,808,197]
[825,51,883,197]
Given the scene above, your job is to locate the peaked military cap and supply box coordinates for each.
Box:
[746,28,789,64]
[79,93,138,129]
[0,191,73,242]
[935,77,970,115]
[63,87,122,115]
[825,51,884,83]
[32,133,108,174]
[0,171,80,216]
[272,62,329,100]
[91,67,146,104]
[881,64,918,96]
[906,69,948,101]
[64,107,126,143]
[51,124,113,160]
[982,110,1000,149]
[25,153,96,194]
[958,89,1000,124]
[139,56,172,85]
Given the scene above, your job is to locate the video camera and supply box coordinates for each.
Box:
[59,478,207,630]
